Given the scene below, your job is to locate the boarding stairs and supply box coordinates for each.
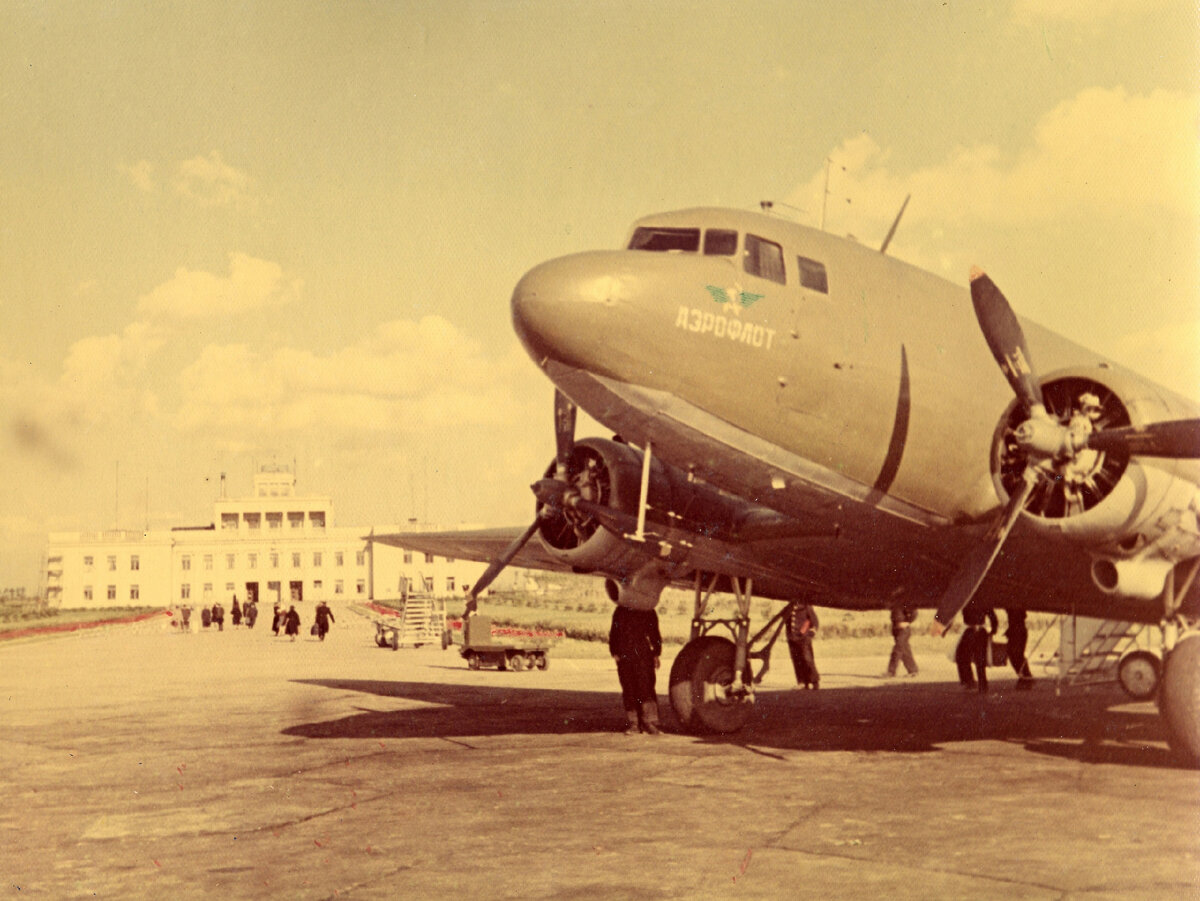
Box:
[397,596,443,646]
[1047,616,1146,688]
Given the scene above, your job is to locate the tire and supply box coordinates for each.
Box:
[669,636,752,735]
[467,651,481,671]
[509,653,527,672]
[1160,634,1200,767]
[535,654,548,671]
[1117,650,1161,701]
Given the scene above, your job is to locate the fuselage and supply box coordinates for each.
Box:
[512,207,1197,532]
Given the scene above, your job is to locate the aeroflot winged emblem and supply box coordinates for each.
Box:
[705,285,764,314]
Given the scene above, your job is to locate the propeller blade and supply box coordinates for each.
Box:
[1087,418,1200,459]
[930,474,1036,634]
[465,518,540,613]
[554,390,577,478]
[969,268,1044,412]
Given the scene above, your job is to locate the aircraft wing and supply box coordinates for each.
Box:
[371,527,580,576]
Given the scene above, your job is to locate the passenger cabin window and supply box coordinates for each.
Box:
[703,229,738,256]
[744,234,786,284]
[628,227,700,252]
[797,256,829,294]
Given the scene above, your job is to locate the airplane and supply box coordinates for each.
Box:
[376,204,1200,764]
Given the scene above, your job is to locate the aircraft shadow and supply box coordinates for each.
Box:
[285,677,1183,769]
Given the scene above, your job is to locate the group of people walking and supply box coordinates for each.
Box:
[176,598,335,642]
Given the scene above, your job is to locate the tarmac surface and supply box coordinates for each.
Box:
[2,605,1198,900]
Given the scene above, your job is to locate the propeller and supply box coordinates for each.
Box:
[931,268,1200,635]
[462,389,577,616]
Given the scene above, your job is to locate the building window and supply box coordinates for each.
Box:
[203,583,213,600]
[245,513,261,530]
[130,585,140,601]
[130,555,140,571]
[270,553,279,569]
[309,511,326,530]
[335,580,344,595]
[267,512,282,530]
[288,512,304,529]
[446,576,456,593]
[84,555,94,570]
[356,551,366,566]
[446,557,455,564]
[403,551,413,564]
[180,584,190,600]
[291,552,301,568]
[226,554,236,569]
[108,585,117,600]
[107,555,117,571]
[313,552,322,567]
[356,580,365,595]
[424,553,435,564]
[84,585,93,601]
[313,580,323,592]
[181,555,192,571]
[225,582,235,593]
[248,553,258,569]
[335,552,344,567]
[221,513,238,530]
[423,576,434,593]
[204,555,213,570]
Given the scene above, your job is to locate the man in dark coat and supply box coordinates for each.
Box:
[211,601,225,632]
[314,601,335,641]
[231,597,242,627]
[786,601,820,689]
[609,605,662,734]
[956,602,997,693]
[284,605,301,641]
[886,604,919,677]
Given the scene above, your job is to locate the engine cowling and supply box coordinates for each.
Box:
[990,370,1200,598]
[532,437,747,606]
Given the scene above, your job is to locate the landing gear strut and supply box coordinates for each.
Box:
[668,573,790,734]
[1156,560,1200,767]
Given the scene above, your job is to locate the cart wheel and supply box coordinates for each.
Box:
[441,629,451,651]
[390,630,399,651]
[375,634,388,648]
[467,651,481,670]
[535,653,548,671]
[509,653,527,672]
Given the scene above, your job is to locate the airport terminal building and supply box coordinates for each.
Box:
[43,465,489,610]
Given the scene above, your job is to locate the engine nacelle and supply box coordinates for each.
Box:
[533,437,746,606]
[990,369,1200,597]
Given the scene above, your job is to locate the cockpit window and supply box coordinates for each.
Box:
[797,256,828,293]
[703,229,738,256]
[628,227,700,252]
[744,234,786,284]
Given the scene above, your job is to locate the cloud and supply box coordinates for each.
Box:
[137,253,303,319]
[173,317,536,444]
[173,150,258,210]
[794,87,1199,231]
[120,160,156,193]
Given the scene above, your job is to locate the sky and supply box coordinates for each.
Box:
[1,0,1197,591]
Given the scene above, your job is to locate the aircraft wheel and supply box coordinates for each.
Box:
[1160,634,1200,767]
[671,636,753,734]
[668,638,708,729]
[1117,650,1161,701]
[509,653,527,672]
[467,652,481,670]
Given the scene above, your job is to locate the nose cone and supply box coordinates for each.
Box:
[511,251,631,369]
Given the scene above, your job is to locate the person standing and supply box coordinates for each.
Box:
[271,604,282,637]
[284,605,301,642]
[608,604,662,735]
[314,601,335,641]
[885,604,919,677]
[956,602,997,693]
[231,597,242,628]
[786,601,820,689]
[211,600,225,632]
[245,600,258,629]
[1005,608,1035,689]
[179,604,192,633]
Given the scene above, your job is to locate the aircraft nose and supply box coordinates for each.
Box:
[511,252,630,368]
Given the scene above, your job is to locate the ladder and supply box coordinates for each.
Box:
[397,596,443,646]
[1056,616,1145,688]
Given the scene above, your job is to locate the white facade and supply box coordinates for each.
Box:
[44,466,489,610]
